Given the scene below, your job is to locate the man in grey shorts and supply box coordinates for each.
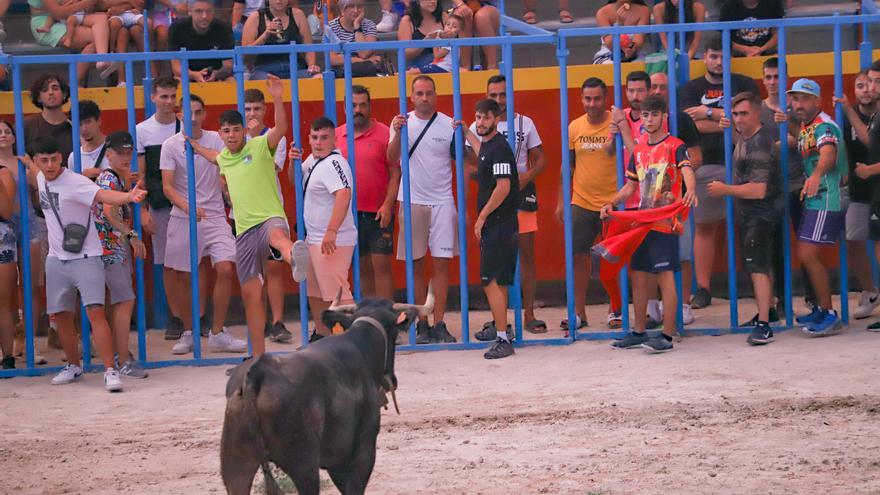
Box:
[92,131,149,379]
[26,136,147,392]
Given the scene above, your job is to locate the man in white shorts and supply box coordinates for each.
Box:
[160,93,244,355]
[388,75,458,344]
[137,76,185,340]
[27,136,147,392]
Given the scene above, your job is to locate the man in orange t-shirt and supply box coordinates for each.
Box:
[556,77,632,332]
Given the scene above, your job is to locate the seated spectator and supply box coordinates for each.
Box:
[231,0,261,40]
[150,0,186,76]
[720,0,784,57]
[169,0,234,82]
[594,0,650,64]
[653,0,705,60]
[241,0,319,80]
[450,0,499,70]
[522,0,572,24]
[0,0,8,42]
[28,0,113,83]
[406,14,463,74]
[397,0,446,70]
[328,0,387,77]
[104,0,149,86]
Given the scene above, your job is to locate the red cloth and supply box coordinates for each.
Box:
[592,201,690,279]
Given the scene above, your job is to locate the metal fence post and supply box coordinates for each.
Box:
[501,42,524,341]
[833,16,850,323]
[556,35,576,342]
[342,45,362,301]
[721,29,738,327]
[396,48,416,345]
[125,60,148,362]
[778,27,794,327]
[451,46,471,343]
[666,30,684,331]
[611,33,631,335]
[288,48,310,347]
[179,53,202,359]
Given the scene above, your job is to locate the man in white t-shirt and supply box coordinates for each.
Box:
[388,75,458,344]
[466,74,547,335]
[136,76,186,341]
[26,136,147,392]
[160,94,244,355]
[289,117,357,341]
[241,88,291,344]
[68,100,110,179]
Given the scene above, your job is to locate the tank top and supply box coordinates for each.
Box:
[411,29,434,59]
[256,8,306,70]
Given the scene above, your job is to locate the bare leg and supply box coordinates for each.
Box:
[264,260,286,324]
[199,260,209,318]
[84,305,116,369]
[0,264,17,357]
[431,257,449,323]
[176,271,194,331]
[519,232,537,322]
[211,261,235,334]
[114,24,127,83]
[111,299,135,359]
[484,280,508,331]
[681,260,693,305]
[412,257,427,322]
[474,6,500,69]
[371,253,394,300]
[631,270,648,333]
[849,241,876,293]
[309,297,332,335]
[83,13,111,56]
[240,278,266,356]
[54,311,81,366]
[751,273,772,322]
[573,253,590,322]
[163,266,181,319]
[360,254,375,297]
[694,221,720,292]
[658,271,678,337]
[799,242,833,310]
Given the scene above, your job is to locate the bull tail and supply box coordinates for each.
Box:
[242,358,284,495]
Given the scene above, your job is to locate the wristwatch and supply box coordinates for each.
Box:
[706,108,714,120]
[127,230,139,240]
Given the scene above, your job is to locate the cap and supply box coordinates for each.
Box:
[787,78,821,98]
[105,131,134,152]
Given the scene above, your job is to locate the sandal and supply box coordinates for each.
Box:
[559,317,587,331]
[558,9,574,24]
[521,9,538,24]
[525,319,548,334]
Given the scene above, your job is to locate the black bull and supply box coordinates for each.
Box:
[220,294,433,495]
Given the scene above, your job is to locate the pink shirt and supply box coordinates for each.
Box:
[335,120,398,213]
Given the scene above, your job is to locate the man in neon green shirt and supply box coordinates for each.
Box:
[188,76,309,356]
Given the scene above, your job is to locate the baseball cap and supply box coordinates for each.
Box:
[786,78,821,98]
[105,131,134,152]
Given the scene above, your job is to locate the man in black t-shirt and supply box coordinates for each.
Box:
[169,0,234,82]
[711,92,781,345]
[456,99,519,360]
[719,0,784,57]
[679,35,760,309]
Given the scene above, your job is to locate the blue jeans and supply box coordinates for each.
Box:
[251,60,311,80]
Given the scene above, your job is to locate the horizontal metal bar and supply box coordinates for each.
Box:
[501,14,553,36]
[341,34,555,52]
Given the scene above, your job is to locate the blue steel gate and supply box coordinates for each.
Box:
[0,5,877,377]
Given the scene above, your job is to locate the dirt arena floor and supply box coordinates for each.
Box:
[2,297,880,494]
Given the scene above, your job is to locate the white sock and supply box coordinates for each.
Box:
[497,326,510,342]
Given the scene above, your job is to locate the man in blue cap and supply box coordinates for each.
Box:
[789,78,848,336]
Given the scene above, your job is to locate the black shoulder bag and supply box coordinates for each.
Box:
[44,180,91,254]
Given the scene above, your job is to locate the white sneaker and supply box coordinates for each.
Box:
[208,328,248,353]
[853,290,880,319]
[171,331,194,355]
[51,364,83,385]
[290,240,310,283]
[376,10,398,33]
[682,304,695,325]
[647,299,663,322]
[104,368,123,392]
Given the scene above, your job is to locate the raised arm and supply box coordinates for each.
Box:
[95,182,147,206]
[186,136,220,164]
[265,76,288,152]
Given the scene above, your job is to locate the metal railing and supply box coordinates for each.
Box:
[0,11,876,377]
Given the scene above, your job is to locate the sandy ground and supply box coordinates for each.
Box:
[2,295,880,495]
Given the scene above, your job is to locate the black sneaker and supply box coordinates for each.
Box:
[431,321,457,343]
[415,320,432,344]
[308,329,324,343]
[690,287,712,309]
[474,323,513,342]
[269,321,293,343]
[741,307,780,327]
[484,338,514,359]
[868,320,880,332]
[645,318,663,330]
[164,317,184,340]
[747,323,774,345]
[610,331,649,349]
[199,315,211,338]
[1,355,13,369]
[641,335,674,353]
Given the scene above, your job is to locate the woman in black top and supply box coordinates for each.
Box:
[653,0,705,59]
[398,0,447,70]
[241,0,320,79]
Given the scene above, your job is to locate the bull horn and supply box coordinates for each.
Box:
[392,282,435,317]
[329,287,358,313]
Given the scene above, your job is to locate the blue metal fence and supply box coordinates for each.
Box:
[0,11,876,378]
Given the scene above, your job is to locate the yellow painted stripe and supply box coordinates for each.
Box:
[2,48,876,113]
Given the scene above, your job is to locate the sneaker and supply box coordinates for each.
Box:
[867,320,880,332]
[691,287,712,309]
[641,335,674,353]
[483,337,514,359]
[308,329,324,343]
[475,324,499,342]
[796,306,823,325]
[268,321,293,343]
[171,331,194,354]
[747,323,774,345]
[742,307,780,327]
[376,10,398,33]
[415,320,431,344]
[104,368,123,392]
[607,311,623,329]
[118,360,149,379]
[199,315,210,338]
[208,329,248,353]
[645,318,663,330]
[682,304,695,325]
[1,355,13,370]
[610,331,649,349]
[559,316,587,331]
[165,317,184,340]
[431,321,457,343]
[802,309,842,337]
[51,364,83,385]
[853,290,880,319]
[290,240,310,283]
[647,299,663,323]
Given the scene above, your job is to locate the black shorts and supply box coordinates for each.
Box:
[631,231,680,273]
[480,217,518,286]
[358,211,394,256]
[571,205,602,254]
[740,217,776,275]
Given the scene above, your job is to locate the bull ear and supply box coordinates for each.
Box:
[394,308,420,331]
[321,310,355,334]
